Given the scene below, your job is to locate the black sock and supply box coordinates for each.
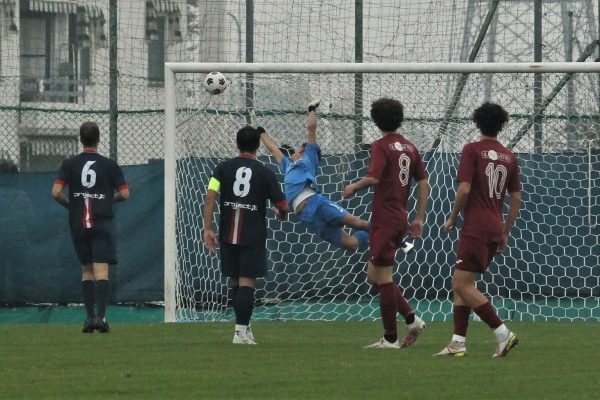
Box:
[234,286,255,326]
[405,313,415,325]
[384,334,398,343]
[95,280,109,320]
[82,280,96,319]
[231,284,240,306]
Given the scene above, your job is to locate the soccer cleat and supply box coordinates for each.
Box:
[82,318,95,333]
[246,325,255,342]
[401,316,425,348]
[364,337,400,349]
[95,318,110,333]
[493,332,518,358]
[435,341,467,357]
[307,97,322,112]
[232,332,257,345]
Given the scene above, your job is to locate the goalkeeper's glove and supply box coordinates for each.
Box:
[307,97,322,112]
[255,126,266,134]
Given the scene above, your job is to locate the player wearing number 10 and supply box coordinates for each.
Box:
[51,121,129,333]
[436,102,521,358]
[203,126,288,345]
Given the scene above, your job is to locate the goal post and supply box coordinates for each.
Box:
[164,62,600,323]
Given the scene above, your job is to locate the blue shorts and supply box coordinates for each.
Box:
[297,194,349,246]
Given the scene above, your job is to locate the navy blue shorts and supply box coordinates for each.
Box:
[70,220,117,265]
[220,243,267,279]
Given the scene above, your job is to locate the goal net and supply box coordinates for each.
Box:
[164,63,600,323]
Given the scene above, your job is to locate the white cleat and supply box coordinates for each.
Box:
[364,337,400,349]
[493,332,518,358]
[435,341,467,357]
[232,332,257,345]
[401,316,425,348]
[246,325,255,342]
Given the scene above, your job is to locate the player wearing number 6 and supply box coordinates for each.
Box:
[343,98,429,349]
[51,122,129,333]
[203,126,288,345]
[435,102,521,358]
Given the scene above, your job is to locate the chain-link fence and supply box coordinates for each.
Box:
[1,0,599,172]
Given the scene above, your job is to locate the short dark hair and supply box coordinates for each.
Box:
[0,159,18,173]
[370,98,404,132]
[236,125,260,153]
[80,121,100,147]
[472,102,509,137]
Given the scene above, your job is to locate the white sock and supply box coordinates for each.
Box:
[493,324,509,341]
[235,324,248,337]
[452,334,466,344]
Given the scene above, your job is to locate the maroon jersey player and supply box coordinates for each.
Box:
[344,97,430,349]
[436,102,521,358]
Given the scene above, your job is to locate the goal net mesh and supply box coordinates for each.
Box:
[171,69,599,322]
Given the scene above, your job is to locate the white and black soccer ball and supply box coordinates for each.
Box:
[203,72,228,95]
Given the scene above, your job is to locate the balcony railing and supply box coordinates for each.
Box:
[20,77,86,104]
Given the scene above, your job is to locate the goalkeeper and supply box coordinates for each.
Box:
[259,98,369,251]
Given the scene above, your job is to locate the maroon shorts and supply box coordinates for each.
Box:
[369,221,406,267]
[455,234,499,273]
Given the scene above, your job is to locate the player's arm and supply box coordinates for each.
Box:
[273,200,289,221]
[306,97,321,145]
[51,182,69,209]
[444,181,470,233]
[114,186,130,202]
[258,127,284,165]
[498,190,521,252]
[202,178,220,253]
[409,178,430,238]
[342,176,378,198]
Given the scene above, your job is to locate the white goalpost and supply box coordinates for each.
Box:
[164,62,600,323]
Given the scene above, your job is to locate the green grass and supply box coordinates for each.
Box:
[0,321,598,399]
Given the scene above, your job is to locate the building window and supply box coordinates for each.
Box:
[19,2,105,102]
[146,0,181,84]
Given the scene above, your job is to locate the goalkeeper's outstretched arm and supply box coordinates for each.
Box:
[306,97,321,145]
[258,127,284,164]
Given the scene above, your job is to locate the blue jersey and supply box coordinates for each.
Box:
[278,143,321,203]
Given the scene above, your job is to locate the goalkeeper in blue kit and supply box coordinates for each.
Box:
[259,98,369,251]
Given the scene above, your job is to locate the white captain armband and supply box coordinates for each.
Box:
[208,177,221,192]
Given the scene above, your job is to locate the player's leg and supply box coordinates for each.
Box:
[232,246,266,345]
[315,198,368,250]
[453,236,518,357]
[364,262,400,348]
[90,221,117,333]
[341,213,369,232]
[93,262,110,332]
[81,263,96,333]
[72,226,96,333]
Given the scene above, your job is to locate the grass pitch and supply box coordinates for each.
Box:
[0,321,598,399]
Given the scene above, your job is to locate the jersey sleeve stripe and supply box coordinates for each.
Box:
[55,179,66,186]
[116,184,129,191]
[208,177,221,192]
[275,199,288,209]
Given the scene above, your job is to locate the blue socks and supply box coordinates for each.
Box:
[353,231,369,249]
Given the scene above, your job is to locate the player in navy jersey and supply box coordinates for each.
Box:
[51,122,129,333]
[259,98,370,251]
[435,102,521,358]
[343,98,430,349]
[203,126,288,345]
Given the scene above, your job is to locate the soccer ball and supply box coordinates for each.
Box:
[204,72,228,95]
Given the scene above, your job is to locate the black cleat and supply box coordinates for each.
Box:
[95,318,110,333]
[82,318,95,333]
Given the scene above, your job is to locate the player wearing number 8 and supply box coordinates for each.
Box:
[343,98,429,349]
[203,126,288,345]
[435,102,521,358]
[51,121,129,333]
